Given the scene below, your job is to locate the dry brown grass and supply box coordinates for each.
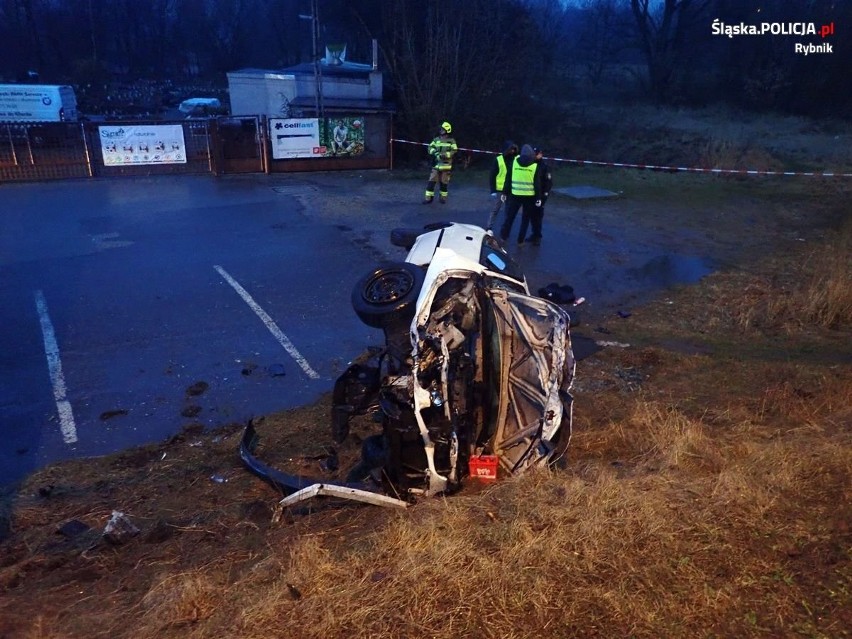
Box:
[608,218,852,360]
[699,137,781,173]
[782,227,852,330]
[138,570,222,629]
[729,223,852,333]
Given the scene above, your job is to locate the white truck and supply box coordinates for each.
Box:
[0,84,79,122]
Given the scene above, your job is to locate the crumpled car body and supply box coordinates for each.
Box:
[332,222,575,499]
[240,223,575,505]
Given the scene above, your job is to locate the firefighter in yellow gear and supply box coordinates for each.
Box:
[423,121,458,204]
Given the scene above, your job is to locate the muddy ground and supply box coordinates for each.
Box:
[1,109,850,638]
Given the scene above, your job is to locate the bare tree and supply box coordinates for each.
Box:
[259,0,303,68]
[578,0,631,86]
[629,0,711,102]
[206,0,257,74]
[370,0,539,142]
[14,0,45,72]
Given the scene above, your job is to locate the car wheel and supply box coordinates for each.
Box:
[352,262,425,328]
[423,221,453,231]
[390,227,421,250]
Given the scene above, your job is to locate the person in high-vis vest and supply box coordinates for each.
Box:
[486,140,518,230]
[500,144,543,244]
[423,121,458,204]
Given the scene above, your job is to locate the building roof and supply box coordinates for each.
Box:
[283,61,376,78]
[227,68,297,79]
[289,96,395,114]
[229,61,376,80]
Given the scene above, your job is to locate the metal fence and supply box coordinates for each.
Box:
[0,113,392,183]
[0,122,91,181]
[0,119,219,182]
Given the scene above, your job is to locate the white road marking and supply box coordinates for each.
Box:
[214,265,320,380]
[91,232,134,250]
[34,290,78,444]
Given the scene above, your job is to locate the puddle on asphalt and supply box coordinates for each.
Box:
[626,254,716,287]
[520,244,718,312]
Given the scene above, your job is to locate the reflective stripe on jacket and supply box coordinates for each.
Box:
[510,157,537,197]
[428,135,458,170]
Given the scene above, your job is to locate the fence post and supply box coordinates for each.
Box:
[208,118,223,176]
[388,115,394,171]
[81,122,94,177]
[260,115,270,174]
[24,126,34,165]
[5,125,19,166]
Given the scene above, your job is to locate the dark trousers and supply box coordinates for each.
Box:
[519,199,545,242]
[500,196,536,242]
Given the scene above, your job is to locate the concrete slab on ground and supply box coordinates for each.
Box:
[555,185,619,199]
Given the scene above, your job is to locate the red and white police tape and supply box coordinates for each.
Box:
[391,138,852,178]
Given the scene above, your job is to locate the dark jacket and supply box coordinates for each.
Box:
[538,158,553,201]
[488,141,518,193]
[503,144,543,199]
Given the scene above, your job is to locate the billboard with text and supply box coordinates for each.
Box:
[99,125,186,166]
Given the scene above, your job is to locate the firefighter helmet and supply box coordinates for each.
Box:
[441,121,452,134]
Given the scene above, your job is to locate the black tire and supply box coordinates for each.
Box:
[390,223,455,250]
[390,228,421,250]
[423,221,454,231]
[351,262,425,328]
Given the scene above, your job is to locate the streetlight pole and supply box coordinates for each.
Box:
[299,0,323,118]
[313,0,323,119]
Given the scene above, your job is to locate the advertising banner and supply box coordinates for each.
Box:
[99,125,186,166]
[269,117,366,159]
[320,117,365,157]
[269,118,321,159]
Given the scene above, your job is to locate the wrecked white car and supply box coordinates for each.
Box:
[241,222,575,505]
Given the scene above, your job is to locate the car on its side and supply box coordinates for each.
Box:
[241,222,575,504]
[333,222,576,499]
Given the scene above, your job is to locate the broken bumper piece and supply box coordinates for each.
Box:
[239,421,409,510]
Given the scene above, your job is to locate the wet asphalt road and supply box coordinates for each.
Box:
[1,173,716,487]
[1,175,383,486]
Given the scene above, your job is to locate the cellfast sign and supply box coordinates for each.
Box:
[269,118,322,159]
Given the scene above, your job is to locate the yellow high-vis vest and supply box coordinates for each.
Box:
[496,155,509,191]
[510,158,536,197]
